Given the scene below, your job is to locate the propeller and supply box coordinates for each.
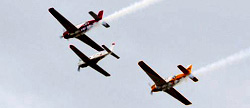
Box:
[59,29,66,39]
[148,83,153,95]
[77,66,81,72]
[148,83,151,87]
[59,35,64,39]
[150,91,153,95]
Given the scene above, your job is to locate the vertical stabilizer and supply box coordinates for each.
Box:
[187,65,192,73]
[110,42,115,51]
[178,64,198,82]
[98,10,104,19]
[187,65,198,82]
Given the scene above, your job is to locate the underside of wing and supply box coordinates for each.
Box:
[89,64,110,77]
[164,88,192,105]
[48,8,78,33]
[138,61,166,86]
[76,34,104,51]
[69,45,90,62]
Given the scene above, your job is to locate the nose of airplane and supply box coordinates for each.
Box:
[62,31,70,39]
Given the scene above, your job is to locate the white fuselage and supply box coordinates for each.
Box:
[78,50,110,66]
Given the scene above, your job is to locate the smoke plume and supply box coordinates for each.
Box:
[193,47,250,76]
[103,0,162,22]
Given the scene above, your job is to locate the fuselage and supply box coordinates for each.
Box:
[78,50,110,68]
[151,73,190,93]
[63,20,98,39]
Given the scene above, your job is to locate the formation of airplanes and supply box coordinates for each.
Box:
[49,7,199,105]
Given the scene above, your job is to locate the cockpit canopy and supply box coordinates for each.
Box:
[166,76,176,81]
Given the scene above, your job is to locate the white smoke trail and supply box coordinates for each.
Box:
[103,0,162,22]
[193,47,250,76]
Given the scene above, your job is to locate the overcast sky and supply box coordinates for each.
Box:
[0,0,250,108]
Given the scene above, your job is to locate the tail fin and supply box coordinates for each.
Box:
[186,65,198,82]
[109,43,115,51]
[187,65,192,72]
[89,10,102,21]
[102,43,119,59]
[98,10,110,28]
[89,10,110,28]
[97,10,104,19]
[177,64,198,82]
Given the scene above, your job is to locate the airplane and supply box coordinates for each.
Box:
[69,43,119,77]
[48,7,110,51]
[138,61,198,105]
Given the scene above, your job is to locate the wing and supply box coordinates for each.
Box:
[138,61,167,86]
[48,8,78,33]
[89,64,111,77]
[164,88,192,105]
[76,34,104,51]
[69,45,90,62]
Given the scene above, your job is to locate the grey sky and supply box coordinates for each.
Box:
[0,0,250,108]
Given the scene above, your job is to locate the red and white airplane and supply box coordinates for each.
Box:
[48,8,110,51]
[138,61,198,105]
[69,43,119,77]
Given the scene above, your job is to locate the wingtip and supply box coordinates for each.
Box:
[69,45,75,48]
[138,61,144,65]
[105,74,111,77]
[101,45,106,48]
[48,7,54,11]
[189,64,193,67]
[177,64,183,67]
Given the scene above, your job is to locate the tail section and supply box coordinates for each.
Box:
[189,74,198,82]
[89,11,101,21]
[177,64,198,82]
[102,21,110,28]
[102,43,119,59]
[89,10,110,28]
[187,65,192,72]
[97,10,104,19]
[99,10,110,28]
[109,43,115,51]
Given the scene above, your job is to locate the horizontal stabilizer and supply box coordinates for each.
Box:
[178,64,198,82]
[177,65,190,74]
[102,45,120,59]
[189,74,198,82]
[89,11,101,21]
[102,22,110,28]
